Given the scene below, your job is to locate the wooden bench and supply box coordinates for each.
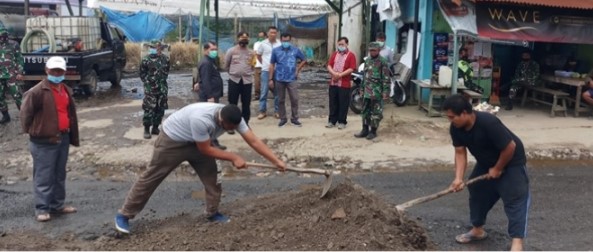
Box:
[521,86,569,117]
[462,89,483,105]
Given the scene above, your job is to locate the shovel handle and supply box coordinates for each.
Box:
[246,162,329,176]
[396,174,489,211]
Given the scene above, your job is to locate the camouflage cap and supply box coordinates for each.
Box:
[148,40,162,47]
[0,27,8,35]
[368,42,382,49]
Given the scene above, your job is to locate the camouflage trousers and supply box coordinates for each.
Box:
[0,79,22,111]
[142,92,168,127]
[361,98,383,128]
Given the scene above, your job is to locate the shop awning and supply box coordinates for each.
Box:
[476,0,593,10]
[475,0,593,44]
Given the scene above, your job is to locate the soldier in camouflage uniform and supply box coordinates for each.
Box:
[0,27,24,124]
[354,42,390,140]
[140,40,170,139]
[501,51,540,110]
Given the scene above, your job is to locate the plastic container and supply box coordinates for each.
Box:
[25,16,102,52]
[438,65,452,87]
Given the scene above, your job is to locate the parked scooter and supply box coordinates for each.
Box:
[349,61,409,114]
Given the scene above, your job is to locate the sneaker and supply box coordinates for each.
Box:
[325,122,335,128]
[207,212,230,223]
[278,119,288,127]
[274,113,280,119]
[114,213,130,234]
[337,123,346,130]
[291,119,302,127]
[257,113,267,120]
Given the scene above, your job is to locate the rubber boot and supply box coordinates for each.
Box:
[0,111,10,124]
[143,125,151,139]
[151,124,160,135]
[366,127,377,140]
[354,124,369,138]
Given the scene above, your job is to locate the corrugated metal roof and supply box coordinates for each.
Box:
[477,0,593,10]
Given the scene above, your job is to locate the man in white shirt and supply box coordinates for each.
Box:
[256,26,281,120]
[375,32,395,66]
[253,31,266,101]
[114,103,286,234]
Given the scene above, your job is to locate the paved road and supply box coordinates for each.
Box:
[1,164,592,250]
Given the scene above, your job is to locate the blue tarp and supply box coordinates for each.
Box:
[288,15,327,29]
[184,16,216,43]
[100,6,176,42]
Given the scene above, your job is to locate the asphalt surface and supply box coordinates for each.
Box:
[1,164,592,250]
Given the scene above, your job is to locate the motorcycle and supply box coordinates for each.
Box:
[349,61,409,114]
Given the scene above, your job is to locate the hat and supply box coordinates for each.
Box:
[148,40,162,48]
[0,27,7,35]
[46,56,67,70]
[368,42,381,49]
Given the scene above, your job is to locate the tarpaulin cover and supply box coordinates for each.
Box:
[100,6,176,42]
[184,16,236,51]
[288,14,327,29]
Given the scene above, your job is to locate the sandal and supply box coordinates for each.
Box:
[36,213,51,222]
[52,206,77,214]
[455,231,488,244]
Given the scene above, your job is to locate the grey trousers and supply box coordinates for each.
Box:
[30,133,70,214]
[119,132,220,218]
[277,81,299,121]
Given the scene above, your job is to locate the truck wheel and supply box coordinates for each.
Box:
[82,70,98,96]
[110,67,122,87]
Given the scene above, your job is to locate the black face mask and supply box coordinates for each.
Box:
[239,40,248,47]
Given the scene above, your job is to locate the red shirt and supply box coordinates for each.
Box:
[50,84,70,131]
[328,50,357,88]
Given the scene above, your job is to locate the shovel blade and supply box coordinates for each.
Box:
[319,173,333,198]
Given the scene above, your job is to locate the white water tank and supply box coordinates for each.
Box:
[25,16,102,52]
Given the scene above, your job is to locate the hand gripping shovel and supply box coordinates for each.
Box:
[396,174,489,213]
[246,162,334,198]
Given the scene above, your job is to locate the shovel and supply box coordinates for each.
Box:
[396,174,489,213]
[246,162,334,198]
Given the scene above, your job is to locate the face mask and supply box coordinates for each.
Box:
[149,48,157,55]
[281,42,291,48]
[258,38,265,42]
[208,50,218,59]
[376,41,385,47]
[239,40,249,47]
[47,74,65,84]
[337,46,346,52]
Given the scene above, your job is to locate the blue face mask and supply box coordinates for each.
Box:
[208,50,218,59]
[337,46,346,52]
[281,42,291,49]
[47,74,65,84]
[149,48,157,55]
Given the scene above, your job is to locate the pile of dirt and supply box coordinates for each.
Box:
[0,181,435,250]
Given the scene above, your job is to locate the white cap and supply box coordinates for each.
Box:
[46,56,67,70]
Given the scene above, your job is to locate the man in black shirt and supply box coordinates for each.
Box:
[443,94,530,251]
[194,41,226,150]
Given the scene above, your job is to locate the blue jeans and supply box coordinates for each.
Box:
[259,71,279,113]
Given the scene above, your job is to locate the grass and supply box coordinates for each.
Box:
[124,42,200,71]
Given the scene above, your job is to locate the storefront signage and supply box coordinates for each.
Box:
[476,3,593,44]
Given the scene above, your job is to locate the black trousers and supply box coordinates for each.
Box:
[328,86,351,125]
[468,163,530,238]
[228,79,252,124]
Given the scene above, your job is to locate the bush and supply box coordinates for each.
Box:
[124,42,199,71]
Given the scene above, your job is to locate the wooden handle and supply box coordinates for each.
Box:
[396,174,489,211]
[246,162,329,176]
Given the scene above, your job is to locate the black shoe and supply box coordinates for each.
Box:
[151,126,160,135]
[0,111,10,124]
[213,143,227,150]
[143,126,151,139]
[354,129,369,138]
[366,132,377,140]
[505,103,513,111]
[278,119,288,127]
